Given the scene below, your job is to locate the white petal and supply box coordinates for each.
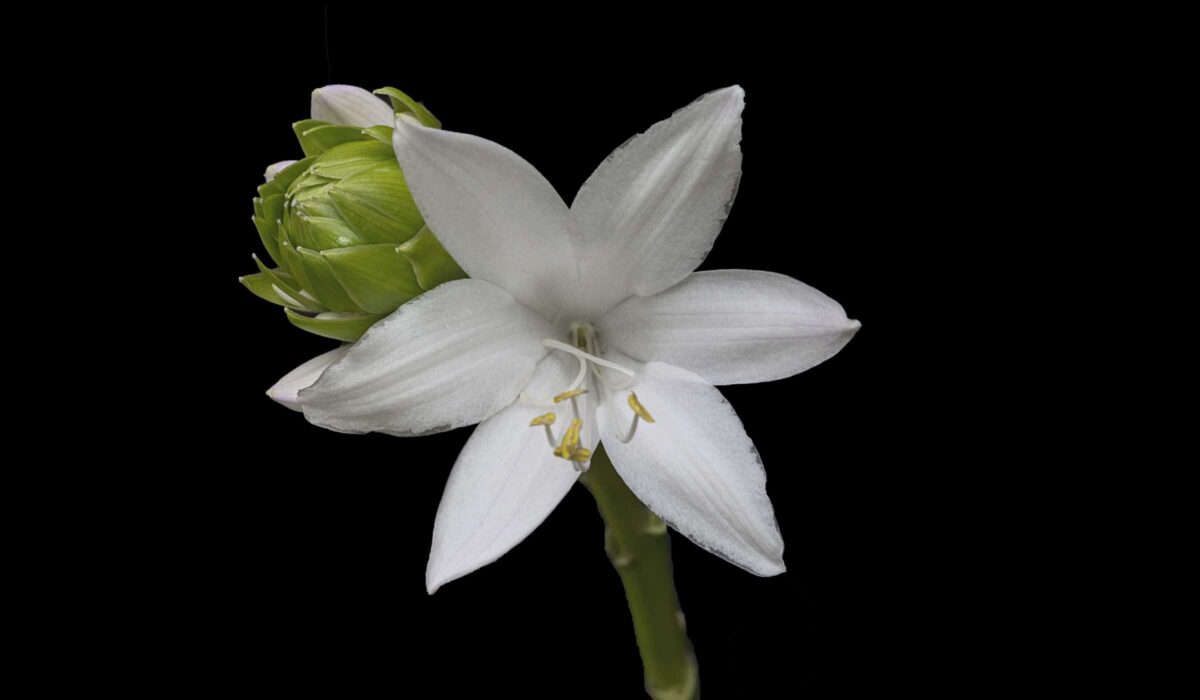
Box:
[310,84,394,127]
[599,361,785,576]
[600,270,860,386]
[299,279,554,436]
[426,355,583,593]
[570,86,745,315]
[392,117,578,319]
[264,160,297,182]
[266,346,349,411]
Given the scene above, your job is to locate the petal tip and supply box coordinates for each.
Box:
[265,385,301,412]
[311,83,351,98]
[309,85,335,111]
[425,562,456,595]
[756,537,787,576]
[751,545,787,576]
[712,85,746,107]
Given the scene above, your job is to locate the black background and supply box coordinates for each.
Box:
[107,9,955,697]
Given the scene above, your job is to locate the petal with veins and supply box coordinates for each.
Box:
[600,270,860,386]
[570,86,745,315]
[392,116,577,319]
[266,346,349,411]
[599,361,785,576]
[299,279,554,436]
[426,355,582,594]
[310,84,395,127]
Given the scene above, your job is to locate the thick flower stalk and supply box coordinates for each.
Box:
[240,85,464,342]
[264,86,860,698]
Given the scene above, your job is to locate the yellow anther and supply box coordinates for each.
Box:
[553,418,587,461]
[563,418,582,448]
[529,412,557,427]
[627,392,655,423]
[553,388,588,403]
[554,445,591,462]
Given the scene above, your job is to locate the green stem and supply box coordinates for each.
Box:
[581,445,699,700]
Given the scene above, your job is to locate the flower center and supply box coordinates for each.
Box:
[523,323,655,472]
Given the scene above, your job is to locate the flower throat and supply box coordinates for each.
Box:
[524,323,655,472]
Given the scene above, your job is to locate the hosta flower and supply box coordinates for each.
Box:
[270,86,860,592]
[241,85,464,342]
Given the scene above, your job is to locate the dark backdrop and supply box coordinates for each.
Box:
[129,10,945,697]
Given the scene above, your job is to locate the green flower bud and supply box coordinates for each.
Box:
[240,88,465,342]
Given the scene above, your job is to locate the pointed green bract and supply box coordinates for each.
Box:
[399,226,469,290]
[293,247,362,313]
[308,140,393,178]
[239,272,290,307]
[283,150,422,250]
[252,255,321,310]
[361,125,394,144]
[253,255,289,282]
[285,308,385,342]
[260,193,284,229]
[323,244,424,314]
[297,123,372,156]
[269,157,314,193]
[290,214,368,250]
[335,169,423,241]
[328,185,416,244]
[253,213,281,265]
[245,86,464,342]
[374,87,442,128]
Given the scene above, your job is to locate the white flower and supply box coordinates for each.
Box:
[269,86,860,593]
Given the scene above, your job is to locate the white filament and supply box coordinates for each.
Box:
[541,339,636,377]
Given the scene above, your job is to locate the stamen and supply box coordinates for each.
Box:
[561,418,582,451]
[552,388,588,423]
[529,412,559,448]
[553,418,587,461]
[627,392,655,423]
[612,392,656,444]
[612,416,638,443]
[524,331,648,470]
[528,413,556,426]
[553,388,587,403]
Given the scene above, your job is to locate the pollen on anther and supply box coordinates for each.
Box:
[553,388,588,403]
[562,418,582,446]
[529,413,556,427]
[554,445,590,462]
[552,418,586,461]
[628,393,655,423]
